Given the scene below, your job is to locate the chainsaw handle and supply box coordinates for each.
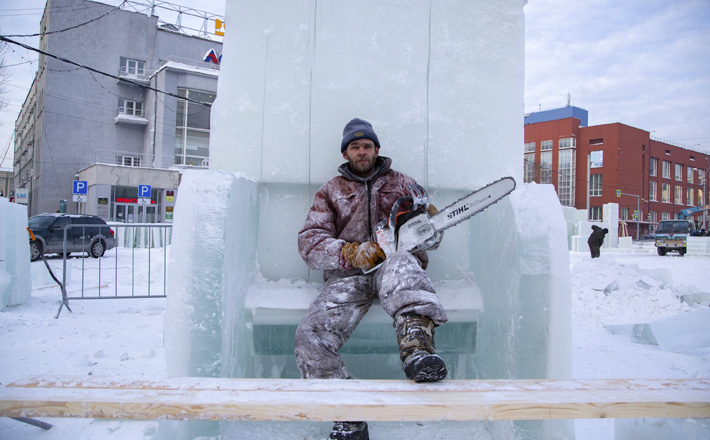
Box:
[388,195,413,231]
[406,184,428,211]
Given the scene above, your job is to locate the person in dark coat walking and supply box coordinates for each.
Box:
[587,225,608,258]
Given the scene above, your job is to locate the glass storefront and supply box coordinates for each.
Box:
[111,186,162,223]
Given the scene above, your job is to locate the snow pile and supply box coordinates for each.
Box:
[570,255,691,329]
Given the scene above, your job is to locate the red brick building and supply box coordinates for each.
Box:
[524,107,710,236]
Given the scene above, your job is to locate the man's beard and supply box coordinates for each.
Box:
[349,156,375,175]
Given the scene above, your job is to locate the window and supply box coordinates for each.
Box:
[649,158,658,177]
[174,88,217,166]
[589,206,602,221]
[590,174,602,197]
[524,153,536,183]
[675,164,682,181]
[687,167,694,184]
[559,137,576,149]
[662,183,670,203]
[118,99,143,117]
[687,188,694,206]
[590,138,604,145]
[120,58,146,77]
[524,142,535,153]
[620,207,629,220]
[541,140,553,151]
[590,150,603,168]
[699,189,705,206]
[661,212,671,221]
[649,181,658,202]
[116,155,141,167]
[540,151,553,184]
[662,161,671,179]
[674,185,683,204]
[699,169,705,186]
[648,211,657,224]
[557,149,576,206]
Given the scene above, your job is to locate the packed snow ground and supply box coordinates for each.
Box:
[1,243,709,439]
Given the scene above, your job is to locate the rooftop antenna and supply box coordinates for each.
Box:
[567,93,571,107]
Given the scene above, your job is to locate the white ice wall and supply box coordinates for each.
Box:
[0,198,31,310]
[210,0,524,188]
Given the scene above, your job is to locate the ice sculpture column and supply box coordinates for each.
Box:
[165,0,572,438]
[0,198,31,310]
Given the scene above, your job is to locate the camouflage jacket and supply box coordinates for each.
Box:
[298,156,428,280]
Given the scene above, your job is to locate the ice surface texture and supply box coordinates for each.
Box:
[210,0,524,188]
[0,198,31,309]
[650,308,710,353]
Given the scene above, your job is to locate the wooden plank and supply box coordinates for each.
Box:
[1,376,708,422]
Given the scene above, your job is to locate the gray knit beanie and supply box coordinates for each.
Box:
[341,118,380,152]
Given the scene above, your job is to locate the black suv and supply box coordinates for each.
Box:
[28,213,116,261]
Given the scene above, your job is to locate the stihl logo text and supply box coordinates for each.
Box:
[447,205,469,219]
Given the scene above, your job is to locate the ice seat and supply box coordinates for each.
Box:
[246,281,481,356]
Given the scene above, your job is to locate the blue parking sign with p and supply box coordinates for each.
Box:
[138,185,151,198]
[73,180,88,194]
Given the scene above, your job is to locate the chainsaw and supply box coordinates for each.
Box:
[365,176,516,273]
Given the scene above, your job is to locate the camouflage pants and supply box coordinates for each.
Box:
[294,251,448,379]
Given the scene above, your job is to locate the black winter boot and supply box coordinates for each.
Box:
[395,312,447,382]
[329,421,369,440]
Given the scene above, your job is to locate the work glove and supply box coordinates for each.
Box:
[341,241,386,271]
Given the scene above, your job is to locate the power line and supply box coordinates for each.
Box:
[0,1,123,18]
[11,78,202,135]
[0,36,212,108]
[0,133,13,167]
[3,59,35,68]
[1,3,122,38]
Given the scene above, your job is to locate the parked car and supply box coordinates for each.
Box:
[634,234,656,242]
[28,213,115,261]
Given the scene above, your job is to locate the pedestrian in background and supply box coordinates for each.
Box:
[588,225,608,258]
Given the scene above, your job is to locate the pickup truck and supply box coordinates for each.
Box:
[655,219,696,256]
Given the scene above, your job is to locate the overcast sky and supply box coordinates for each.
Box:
[1,0,709,170]
[525,0,710,153]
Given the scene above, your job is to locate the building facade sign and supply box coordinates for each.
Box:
[204,49,222,64]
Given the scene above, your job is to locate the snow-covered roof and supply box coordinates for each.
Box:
[151,61,220,79]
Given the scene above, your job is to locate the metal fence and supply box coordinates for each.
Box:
[60,224,172,301]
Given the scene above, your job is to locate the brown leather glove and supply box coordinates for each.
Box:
[341,241,386,271]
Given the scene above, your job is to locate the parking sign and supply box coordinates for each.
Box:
[73,180,88,194]
[138,185,151,198]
